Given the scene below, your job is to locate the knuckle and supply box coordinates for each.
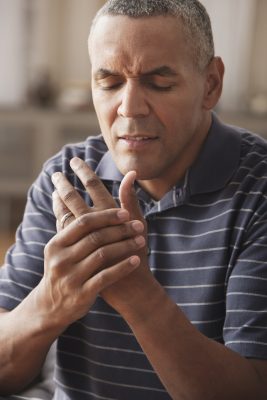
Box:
[62,189,77,203]
[44,238,70,272]
[84,175,100,189]
[119,223,129,236]
[88,230,102,246]
[95,246,105,262]
[44,243,51,259]
[44,236,57,258]
[96,270,105,286]
[49,253,65,271]
[95,269,107,289]
[76,213,90,227]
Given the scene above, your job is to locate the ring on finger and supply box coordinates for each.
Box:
[60,211,74,229]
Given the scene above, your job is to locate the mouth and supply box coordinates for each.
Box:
[118,135,158,149]
[121,135,154,141]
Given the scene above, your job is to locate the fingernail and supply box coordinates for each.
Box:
[70,157,81,169]
[117,209,129,221]
[132,221,144,233]
[134,235,145,247]
[129,256,140,267]
[51,172,61,184]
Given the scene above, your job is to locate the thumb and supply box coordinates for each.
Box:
[119,171,143,221]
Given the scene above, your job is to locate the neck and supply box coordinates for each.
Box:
[138,113,212,200]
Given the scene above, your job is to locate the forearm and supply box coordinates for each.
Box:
[49,160,267,398]
[0,207,145,395]
[0,285,61,395]
[119,281,265,400]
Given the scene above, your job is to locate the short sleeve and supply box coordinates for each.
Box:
[224,204,267,359]
[0,166,56,310]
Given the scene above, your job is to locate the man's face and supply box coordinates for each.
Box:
[89,15,212,193]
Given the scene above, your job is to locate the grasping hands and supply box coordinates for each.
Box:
[39,157,148,329]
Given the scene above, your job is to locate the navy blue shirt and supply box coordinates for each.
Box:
[1,114,267,399]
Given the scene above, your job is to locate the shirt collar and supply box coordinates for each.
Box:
[95,150,123,181]
[95,112,241,195]
[187,113,241,195]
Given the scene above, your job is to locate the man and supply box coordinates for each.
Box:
[0,0,267,399]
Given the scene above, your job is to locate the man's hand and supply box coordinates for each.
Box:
[51,157,160,317]
[0,158,149,395]
[41,208,145,327]
[37,157,150,329]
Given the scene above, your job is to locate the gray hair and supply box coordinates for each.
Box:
[90,0,214,71]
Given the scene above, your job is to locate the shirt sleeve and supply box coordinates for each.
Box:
[223,199,267,359]
[0,165,56,310]
[0,137,101,311]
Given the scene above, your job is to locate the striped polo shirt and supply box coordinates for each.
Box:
[1,113,267,400]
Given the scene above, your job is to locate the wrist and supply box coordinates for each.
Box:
[16,280,68,338]
[116,274,169,327]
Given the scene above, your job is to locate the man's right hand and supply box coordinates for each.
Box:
[0,179,145,396]
[38,207,145,330]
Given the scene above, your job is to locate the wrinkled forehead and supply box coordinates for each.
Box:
[88,14,193,72]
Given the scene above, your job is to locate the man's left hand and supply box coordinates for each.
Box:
[52,157,159,316]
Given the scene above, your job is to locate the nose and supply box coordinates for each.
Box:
[117,80,150,118]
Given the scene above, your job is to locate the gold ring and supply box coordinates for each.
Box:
[60,212,73,229]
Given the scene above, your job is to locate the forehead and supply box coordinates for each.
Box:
[89,15,194,74]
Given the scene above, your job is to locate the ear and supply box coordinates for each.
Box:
[202,57,225,110]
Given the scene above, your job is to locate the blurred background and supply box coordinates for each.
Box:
[0,0,267,263]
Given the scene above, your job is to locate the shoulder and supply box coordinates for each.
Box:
[226,126,267,216]
[240,129,267,159]
[29,135,108,209]
[217,116,267,174]
[237,129,267,178]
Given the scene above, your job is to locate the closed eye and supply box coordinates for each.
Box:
[95,77,124,91]
[142,77,176,92]
[147,82,174,91]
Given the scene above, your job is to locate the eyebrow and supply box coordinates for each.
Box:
[143,66,178,77]
[94,69,120,80]
[94,66,178,80]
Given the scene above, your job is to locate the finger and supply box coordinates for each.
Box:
[65,219,144,263]
[83,255,140,298]
[52,190,70,220]
[53,208,130,247]
[80,235,144,293]
[78,234,145,282]
[52,172,89,218]
[70,157,116,210]
[46,224,144,282]
[53,232,144,284]
[52,191,75,232]
[119,171,144,221]
[119,171,148,261]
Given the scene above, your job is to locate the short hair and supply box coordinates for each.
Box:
[90,0,214,71]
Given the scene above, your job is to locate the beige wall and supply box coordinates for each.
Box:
[249,0,267,95]
[1,0,266,111]
[202,0,267,111]
[28,0,105,88]
[23,0,267,111]
[0,0,28,105]
[202,0,258,111]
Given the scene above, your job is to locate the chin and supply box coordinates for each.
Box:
[116,157,160,180]
[121,166,155,181]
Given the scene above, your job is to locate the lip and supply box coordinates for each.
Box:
[118,135,158,150]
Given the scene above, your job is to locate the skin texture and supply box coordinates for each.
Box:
[0,14,267,400]
[89,15,224,199]
[0,170,146,394]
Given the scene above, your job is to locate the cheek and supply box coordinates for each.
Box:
[92,94,118,150]
[93,93,116,127]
